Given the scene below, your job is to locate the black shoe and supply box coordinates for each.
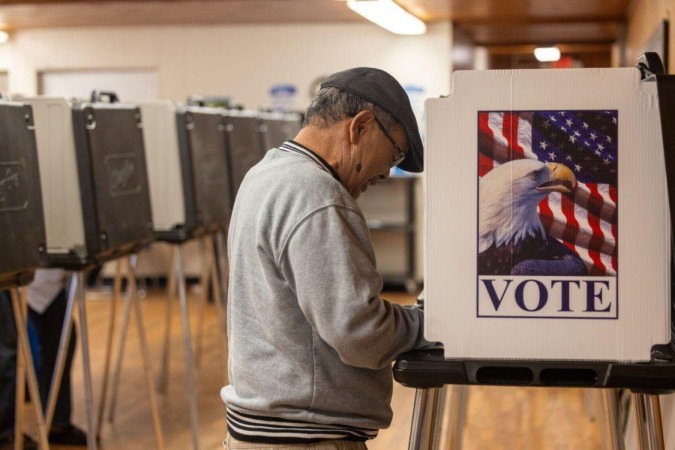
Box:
[0,434,38,450]
[48,423,88,446]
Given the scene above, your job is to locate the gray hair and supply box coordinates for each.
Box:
[304,87,397,130]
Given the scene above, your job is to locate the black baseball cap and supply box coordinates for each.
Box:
[320,67,423,173]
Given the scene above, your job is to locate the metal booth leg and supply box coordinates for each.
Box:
[584,389,596,421]
[633,393,665,450]
[408,387,442,450]
[13,290,26,450]
[11,288,50,450]
[175,245,200,450]
[157,246,178,394]
[126,255,166,450]
[95,261,122,438]
[445,385,468,450]
[207,239,228,385]
[73,272,98,450]
[44,274,77,433]
[107,260,134,423]
[194,236,213,368]
[430,386,447,450]
[602,389,625,450]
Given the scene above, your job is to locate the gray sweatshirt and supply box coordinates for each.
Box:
[221,141,426,442]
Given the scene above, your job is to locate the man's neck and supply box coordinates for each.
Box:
[293,126,344,174]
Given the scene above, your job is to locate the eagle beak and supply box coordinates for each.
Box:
[537,163,577,194]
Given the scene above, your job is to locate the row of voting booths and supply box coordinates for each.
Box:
[9,55,675,450]
[0,91,302,450]
[396,54,675,450]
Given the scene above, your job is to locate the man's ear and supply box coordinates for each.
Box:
[349,110,375,145]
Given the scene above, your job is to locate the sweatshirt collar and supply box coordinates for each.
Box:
[279,140,341,182]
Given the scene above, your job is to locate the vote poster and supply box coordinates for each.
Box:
[477,110,618,319]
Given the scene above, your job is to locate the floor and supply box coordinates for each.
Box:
[21,288,603,449]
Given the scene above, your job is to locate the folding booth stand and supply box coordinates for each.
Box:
[394,53,675,450]
[26,93,160,450]
[0,99,50,450]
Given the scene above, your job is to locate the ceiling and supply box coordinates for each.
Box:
[0,0,633,48]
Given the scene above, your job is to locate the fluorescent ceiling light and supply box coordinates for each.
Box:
[534,47,561,62]
[347,0,427,35]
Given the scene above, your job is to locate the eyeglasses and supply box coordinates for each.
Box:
[374,116,407,167]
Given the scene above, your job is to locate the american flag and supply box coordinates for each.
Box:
[478,110,618,276]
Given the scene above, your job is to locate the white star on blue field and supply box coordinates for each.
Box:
[534,110,617,184]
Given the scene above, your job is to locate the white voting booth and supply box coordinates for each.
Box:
[138,100,186,236]
[25,94,163,450]
[425,67,670,362]
[28,98,87,258]
[396,55,675,450]
[28,96,155,264]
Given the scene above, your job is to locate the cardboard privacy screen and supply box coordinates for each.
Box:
[426,68,671,361]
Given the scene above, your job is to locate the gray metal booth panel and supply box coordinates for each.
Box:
[72,103,155,263]
[0,101,46,287]
[138,101,187,237]
[284,113,303,138]
[259,112,302,152]
[225,113,264,198]
[176,106,233,234]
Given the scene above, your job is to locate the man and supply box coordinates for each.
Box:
[26,270,88,446]
[0,291,34,449]
[222,67,428,449]
[0,270,87,449]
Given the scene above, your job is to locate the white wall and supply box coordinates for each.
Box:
[40,69,159,100]
[3,22,452,109]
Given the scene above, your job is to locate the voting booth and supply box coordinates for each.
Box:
[259,111,302,151]
[141,101,234,240]
[394,54,675,450]
[73,98,155,260]
[138,100,189,241]
[225,110,265,197]
[27,96,154,267]
[176,105,233,235]
[25,94,162,450]
[0,100,46,288]
[424,65,670,364]
[227,110,302,199]
[0,98,50,449]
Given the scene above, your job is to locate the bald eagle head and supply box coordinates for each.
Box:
[479,159,576,253]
